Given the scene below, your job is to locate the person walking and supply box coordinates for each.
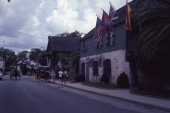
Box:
[58,69,63,87]
[50,69,56,83]
[63,70,68,84]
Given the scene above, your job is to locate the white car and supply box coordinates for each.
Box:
[0,71,3,80]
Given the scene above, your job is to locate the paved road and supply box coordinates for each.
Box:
[0,75,168,113]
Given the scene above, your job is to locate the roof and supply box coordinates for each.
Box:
[82,0,137,40]
[48,36,80,52]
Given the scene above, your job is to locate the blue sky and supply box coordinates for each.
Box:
[0,0,132,53]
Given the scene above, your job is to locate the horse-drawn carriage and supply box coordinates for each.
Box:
[10,66,20,80]
[36,66,51,82]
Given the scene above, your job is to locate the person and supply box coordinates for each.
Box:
[50,70,56,83]
[63,70,68,84]
[36,68,41,81]
[58,69,63,87]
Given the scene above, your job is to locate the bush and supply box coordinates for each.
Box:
[74,74,85,82]
[116,72,129,88]
[101,73,110,84]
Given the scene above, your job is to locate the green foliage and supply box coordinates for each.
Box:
[29,48,41,61]
[57,52,71,71]
[57,52,65,62]
[55,68,60,78]
[116,72,129,88]
[56,30,83,38]
[101,73,110,84]
[133,0,170,72]
[63,65,70,71]
[18,50,28,59]
[0,47,17,65]
[71,47,80,67]
[74,73,85,82]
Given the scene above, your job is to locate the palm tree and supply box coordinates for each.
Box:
[133,0,170,72]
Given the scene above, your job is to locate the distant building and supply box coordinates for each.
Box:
[46,36,80,79]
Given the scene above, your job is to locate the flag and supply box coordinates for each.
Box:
[98,10,110,36]
[93,16,102,43]
[126,1,135,51]
[109,2,119,24]
[126,1,132,31]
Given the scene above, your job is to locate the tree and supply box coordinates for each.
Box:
[56,30,84,38]
[71,47,80,74]
[56,52,70,71]
[133,0,170,72]
[18,50,28,60]
[29,48,41,61]
[0,47,17,65]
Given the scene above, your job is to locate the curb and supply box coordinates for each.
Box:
[63,84,170,112]
[29,77,170,112]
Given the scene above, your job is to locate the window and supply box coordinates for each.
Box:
[81,40,88,52]
[95,38,103,50]
[103,59,111,76]
[81,63,85,75]
[92,61,99,76]
[106,24,115,47]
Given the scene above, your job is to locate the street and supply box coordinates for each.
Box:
[0,75,168,113]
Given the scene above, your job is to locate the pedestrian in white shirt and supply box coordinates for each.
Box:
[58,70,63,87]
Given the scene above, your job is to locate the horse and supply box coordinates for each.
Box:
[10,69,20,80]
[36,68,50,82]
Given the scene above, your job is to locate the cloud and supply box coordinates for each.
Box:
[0,0,132,53]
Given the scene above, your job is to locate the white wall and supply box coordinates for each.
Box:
[80,50,131,85]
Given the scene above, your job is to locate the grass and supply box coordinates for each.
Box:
[130,89,170,99]
[81,82,119,89]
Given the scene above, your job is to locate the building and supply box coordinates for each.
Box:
[80,1,137,86]
[46,36,80,79]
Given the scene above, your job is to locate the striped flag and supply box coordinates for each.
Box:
[93,16,102,43]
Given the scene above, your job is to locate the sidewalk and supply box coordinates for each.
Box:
[53,80,170,112]
[32,76,170,112]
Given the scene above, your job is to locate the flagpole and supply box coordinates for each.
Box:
[109,1,117,11]
[96,14,101,19]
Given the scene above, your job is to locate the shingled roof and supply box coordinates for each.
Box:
[47,36,80,52]
[82,0,137,40]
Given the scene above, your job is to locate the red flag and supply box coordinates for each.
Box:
[98,10,110,36]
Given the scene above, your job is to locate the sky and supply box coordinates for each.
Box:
[0,0,132,53]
